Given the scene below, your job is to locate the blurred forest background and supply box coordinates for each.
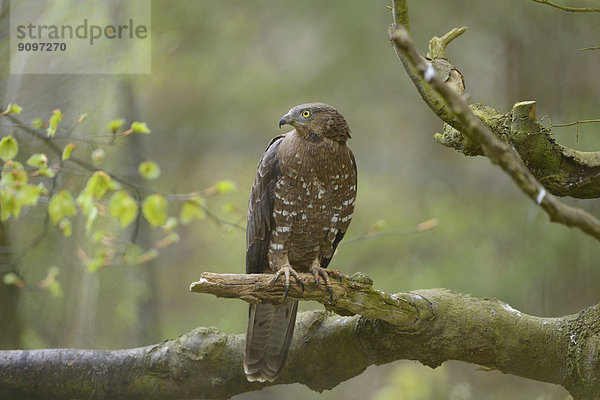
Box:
[1,1,599,399]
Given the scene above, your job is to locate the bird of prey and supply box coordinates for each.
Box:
[244,102,357,382]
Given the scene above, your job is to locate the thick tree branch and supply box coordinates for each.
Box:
[389,3,600,242]
[3,272,598,399]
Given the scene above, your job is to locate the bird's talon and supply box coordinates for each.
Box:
[296,277,305,293]
[310,266,345,303]
[291,271,305,293]
[283,284,290,301]
[270,265,303,299]
[269,272,281,287]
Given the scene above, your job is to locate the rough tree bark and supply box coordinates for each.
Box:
[1,273,599,399]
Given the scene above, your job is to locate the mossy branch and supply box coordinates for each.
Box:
[2,272,599,399]
[190,272,429,326]
[435,101,600,198]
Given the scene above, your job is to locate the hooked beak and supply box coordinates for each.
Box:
[279,114,291,129]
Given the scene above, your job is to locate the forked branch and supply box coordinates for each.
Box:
[389,0,600,242]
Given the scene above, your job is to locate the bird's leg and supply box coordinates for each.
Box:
[269,254,304,300]
[310,259,347,303]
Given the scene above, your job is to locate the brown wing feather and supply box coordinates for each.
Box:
[245,134,296,383]
[246,134,285,273]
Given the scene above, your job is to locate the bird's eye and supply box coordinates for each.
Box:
[301,110,311,118]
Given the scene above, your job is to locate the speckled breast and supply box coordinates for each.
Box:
[270,132,356,271]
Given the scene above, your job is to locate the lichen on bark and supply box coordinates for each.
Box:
[435,101,600,199]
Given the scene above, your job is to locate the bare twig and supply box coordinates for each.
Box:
[340,218,438,247]
[550,118,600,128]
[531,0,600,12]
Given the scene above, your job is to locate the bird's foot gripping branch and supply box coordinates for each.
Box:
[190,271,426,327]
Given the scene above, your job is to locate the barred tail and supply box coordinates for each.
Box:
[243,301,298,382]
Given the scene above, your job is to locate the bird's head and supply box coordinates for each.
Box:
[279,102,351,143]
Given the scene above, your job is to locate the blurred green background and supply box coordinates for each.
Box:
[2,1,599,399]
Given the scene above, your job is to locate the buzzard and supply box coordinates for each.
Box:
[244,102,357,382]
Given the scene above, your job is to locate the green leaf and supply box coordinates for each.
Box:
[26,153,47,167]
[138,161,161,180]
[48,280,63,298]
[0,136,18,161]
[77,171,119,214]
[108,118,124,133]
[215,180,237,194]
[74,184,100,233]
[75,192,93,215]
[0,191,21,221]
[58,218,72,237]
[32,118,44,129]
[37,165,55,178]
[39,266,63,297]
[130,121,150,134]
[62,143,76,161]
[19,183,45,207]
[109,190,138,227]
[222,203,235,213]
[82,171,113,200]
[3,272,23,287]
[162,217,178,232]
[180,198,206,224]
[84,205,98,233]
[47,109,63,137]
[48,189,77,224]
[26,154,54,177]
[155,232,179,248]
[5,103,22,115]
[87,259,103,273]
[92,231,107,244]
[6,160,23,170]
[142,194,167,226]
[91,148,105,166]
[1,162,27,186]
[3,272,17,285]
[124,243,144,265]
[87,249,114,272]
